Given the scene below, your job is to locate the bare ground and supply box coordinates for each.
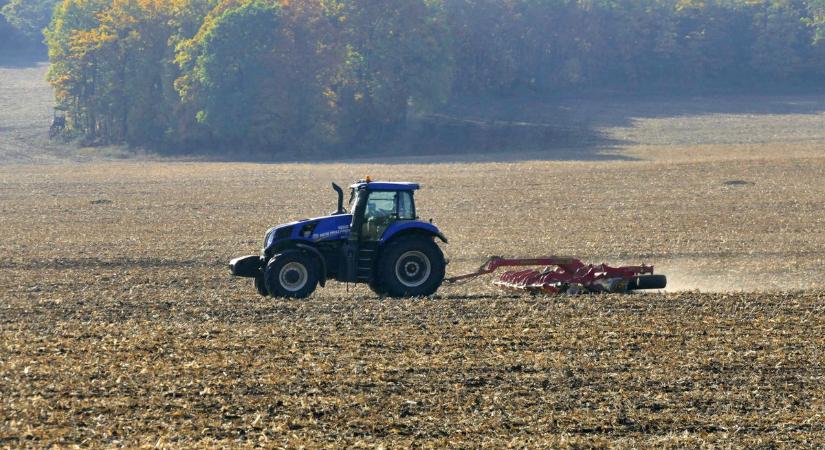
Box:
[0,60,61,163]
[1,63,825,447]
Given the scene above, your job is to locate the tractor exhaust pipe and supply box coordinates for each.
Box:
[331,182,345,215]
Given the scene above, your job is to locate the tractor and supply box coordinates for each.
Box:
[230,178,447,298]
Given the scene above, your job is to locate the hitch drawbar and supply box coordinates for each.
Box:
[444,256,667,295]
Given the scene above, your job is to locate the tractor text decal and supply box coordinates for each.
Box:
[312,225,350,241]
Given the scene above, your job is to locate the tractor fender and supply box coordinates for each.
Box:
[265,235,313,255]
[380,221,448,245]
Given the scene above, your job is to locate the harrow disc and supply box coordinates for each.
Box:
[445,256,667,295]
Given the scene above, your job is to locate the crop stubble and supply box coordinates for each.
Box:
[1,149,825,447]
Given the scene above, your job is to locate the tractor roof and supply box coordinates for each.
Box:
[350,181,420,191]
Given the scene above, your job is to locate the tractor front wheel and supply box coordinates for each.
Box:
[264,250,319,298]
[376,236,445,298]
[254,275,269,296]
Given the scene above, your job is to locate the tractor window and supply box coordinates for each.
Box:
[366,191,396,218]
[349,189,358,213]
[361,190,413,240]
[397,191,414,220]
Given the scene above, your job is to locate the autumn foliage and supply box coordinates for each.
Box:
[42,0,825,153]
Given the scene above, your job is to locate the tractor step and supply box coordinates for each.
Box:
[355,243,378,281]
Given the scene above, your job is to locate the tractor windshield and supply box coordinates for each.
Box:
[349,189,358,213]
[360,190,416,240]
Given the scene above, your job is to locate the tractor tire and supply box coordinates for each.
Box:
[264,250,319,298]
[375,236,445,298]
[254,275,269,296]
[630,274,667,290]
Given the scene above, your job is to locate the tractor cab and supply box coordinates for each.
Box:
[347,180,419,242]
[230,178,447,299]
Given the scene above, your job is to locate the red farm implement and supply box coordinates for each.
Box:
[445,256,667,295]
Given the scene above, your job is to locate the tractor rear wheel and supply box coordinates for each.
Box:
[368,280,387,297]
[264,250,319,298]
[375,236,445,297]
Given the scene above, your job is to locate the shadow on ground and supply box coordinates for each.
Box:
[217,89,825,165]
[0,48,47,69]
[392,90,825,163]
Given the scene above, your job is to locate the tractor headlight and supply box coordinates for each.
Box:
[263,225,293,250]
[264,228,276,248]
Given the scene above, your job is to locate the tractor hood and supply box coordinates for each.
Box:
[264,213,352,249]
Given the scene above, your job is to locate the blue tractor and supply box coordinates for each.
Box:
[229,179,448,298]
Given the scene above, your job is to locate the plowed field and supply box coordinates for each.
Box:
[1,60,825,447]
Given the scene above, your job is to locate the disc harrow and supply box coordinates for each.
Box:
[445,256,667,295]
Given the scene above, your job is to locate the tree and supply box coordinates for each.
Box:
[46,0,215,143]
[444,0,523,95]
[806,0,825,42]
[1,0,59,41]
[175,0,341,151]
[330,0,452,143]
[45,0,109,138]
[0,0,23,49]
[750,0,811,79]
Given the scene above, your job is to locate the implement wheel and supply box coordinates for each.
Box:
[629,274,667,290]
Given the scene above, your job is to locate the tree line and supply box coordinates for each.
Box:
[40,0,825,154]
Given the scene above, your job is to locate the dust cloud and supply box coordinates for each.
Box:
[656,257,824,293]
